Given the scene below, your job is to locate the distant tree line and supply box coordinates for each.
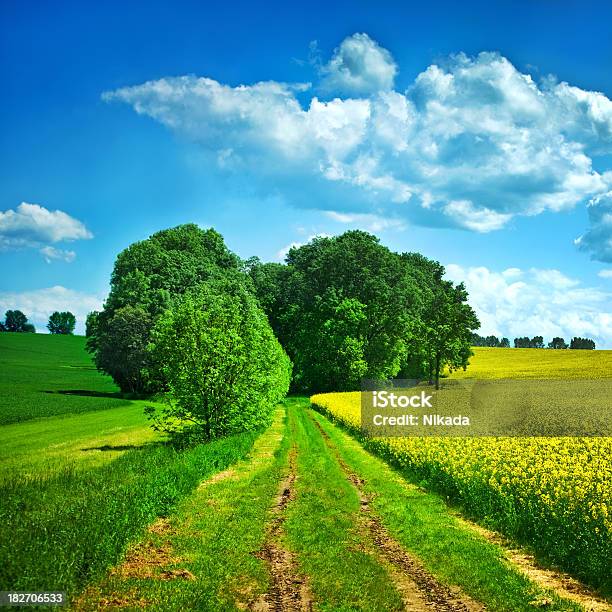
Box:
[568,337,596,350]
[513,336,545,348]
[0,310,76,334]
[471,333,510,347]
[471,333,596,350]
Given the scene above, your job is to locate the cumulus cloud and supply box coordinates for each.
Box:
[319,33,397,95]
[599,269,612,279]
[276,232,333,260]
[575,191,612,263]
[0,202,92,262]
[103,35,612,258]
[0,286,104,335]
[39,246,77,263]
[445,264,612,348]
[324,210,406,232]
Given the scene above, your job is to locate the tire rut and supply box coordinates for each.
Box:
[309,413,484,612]
[251,446,313,612]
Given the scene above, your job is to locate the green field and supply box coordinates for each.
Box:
[0,333,132,424]
[0,336,609,610]
[0,333,164,478]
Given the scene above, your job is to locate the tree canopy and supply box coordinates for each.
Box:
[570,337,596,350]
[472,333,510,347]
[250,231,479,392]
[87,225,483,440]
[1,310,35,333]
[148,279,291,440]
[87,224,242,393]
[47,311,76,335]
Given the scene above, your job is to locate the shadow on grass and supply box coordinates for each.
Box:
[81,441,162,452]
[43,389,146,400]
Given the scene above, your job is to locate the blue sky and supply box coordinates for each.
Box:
[1,0,612,345]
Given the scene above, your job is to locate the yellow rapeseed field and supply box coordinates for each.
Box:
[310,348,612,589]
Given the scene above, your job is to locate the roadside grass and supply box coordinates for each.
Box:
[0,401,162,480]
[285,400,407,611]
[77,398,409,611]
[307,406,580,612]
[0,332,130,424]
[0,427,259,596]
[76,403,292,611]
[452,346,612,380]
[21,397,587,610]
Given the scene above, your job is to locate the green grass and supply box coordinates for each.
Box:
[285,400,406,611]
[0,334,603,609]
[0,332,131,424]
[0,428,259,595]
[0,332,264,597]
[307,406,579,611]
[0,402,163,479]
[75,399,581,611]
[452,346,612,379]
[78,400,407,611]
[77,404,291,611]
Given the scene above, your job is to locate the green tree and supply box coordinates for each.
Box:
[85,311,99,345]
[570,337,596,350]
[93,306,153,394]
[397,253,479,387]
[47,311,76,334]
[420,280,479,389]
[4,310,28,332]
[531,335,545,349]
[548,337,568,349]
[252,231,419,392]
[148,279,291,441]
[500,337,510,348]
[88,224,242,393]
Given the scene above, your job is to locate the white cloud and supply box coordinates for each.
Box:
[598,269,612,279]
[0,202,92,261]
[104,37,612,259]
[575,191,612,263]
[446,264,612,348]
[324,210,406,232]
[0,286,104,335]
[276,233,333,260]
[319,33,397,95]
[39,246,76,263]
[443,200,512,232]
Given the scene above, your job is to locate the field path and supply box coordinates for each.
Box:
[308,413,483,612]
[73,399,584,611]
[252,447,313,611]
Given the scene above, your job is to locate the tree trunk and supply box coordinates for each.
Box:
[435,353,440,390]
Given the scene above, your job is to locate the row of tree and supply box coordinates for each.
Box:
[246,232,479,392]
[85,225,480,440]
[471,333,596,350]
[0,310,76,334]
[471,334,510,347]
